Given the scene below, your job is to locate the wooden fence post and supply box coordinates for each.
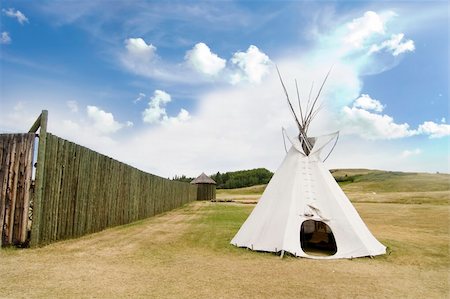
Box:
[29,110,48,247]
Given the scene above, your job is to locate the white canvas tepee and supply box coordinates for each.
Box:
[230,69,386,259]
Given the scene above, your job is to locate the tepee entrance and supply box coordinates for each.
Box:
[230,68,386,259]
[300,220,337,256]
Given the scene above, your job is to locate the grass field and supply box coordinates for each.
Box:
[1,170,449,298]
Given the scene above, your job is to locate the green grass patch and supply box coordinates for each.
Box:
[217,184,267,196]
[181,204,252,252]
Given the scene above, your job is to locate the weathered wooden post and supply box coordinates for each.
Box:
[29,110,48,247]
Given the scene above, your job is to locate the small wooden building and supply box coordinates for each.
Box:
[191,173,216,201]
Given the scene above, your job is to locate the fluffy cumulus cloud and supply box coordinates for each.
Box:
[122,38,157,75]
[87,105,127,134]
[121,37,191,82]
[142,90,190,124]
[18,104,135,153]
[176,109,191,122]
[341,104,417,140]
[121,37,172,80]
[104,56,372,177]
[125,38,157,63]
[340,94,417,139]
[353,94,384,112]
[184,42,272,84]
[185,42,226,76]
[1,32,11,44]
[344,11,387,48]
[369,33,415,56]
[2,8,28,24]
[121,38,272,84]
[341,95,450,140]
[230,45,271,84]
[142,90,171,124]
[417,121,450,138]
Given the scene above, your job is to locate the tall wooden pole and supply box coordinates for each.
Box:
[29,110,48,247]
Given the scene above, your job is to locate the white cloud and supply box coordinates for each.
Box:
[353,94,384,112]
[66,100,79,112]
[185,42,226,76]
[2,8,28,24]
[175,108,191,122]
[161,109,192,126]
[184,42,271,84]
[121,38,163,79]
[441,117,446,123]
[87,105,125,134]
[142,90,171,124]
[1,32,11,44]
[341,96,450,140]
[53,108,130,152]
[3,10,442,177]
[230,45,271,84]
[106,58,370,177]
[125,38,157,63]
[369,33,415,56]
[121,38,271,85]
[418,121,450,138]
[340,99,417,140]
[401,148,422,158]
[142,90,191,125]
[344,11,387,48]
[121,37,190,82]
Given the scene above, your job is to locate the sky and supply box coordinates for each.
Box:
[0,0,449,177]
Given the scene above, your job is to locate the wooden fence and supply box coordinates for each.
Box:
[0,134,35,246]
[1,111,198,247]
[30,133,197,246]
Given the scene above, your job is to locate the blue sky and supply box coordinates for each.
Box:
[1,0,449,176]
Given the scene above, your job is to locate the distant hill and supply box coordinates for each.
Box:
[174,168,449,193]
[330,169,450,192]
[216,169,450,205]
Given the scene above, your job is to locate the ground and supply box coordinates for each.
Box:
[1,170,449,298]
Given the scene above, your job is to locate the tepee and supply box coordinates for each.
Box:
[230,69,386,259]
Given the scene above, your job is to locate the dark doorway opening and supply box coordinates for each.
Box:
[300,220,337,256]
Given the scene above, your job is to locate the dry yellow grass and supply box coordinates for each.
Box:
[1,197,448,298]
[216,184,265,202]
